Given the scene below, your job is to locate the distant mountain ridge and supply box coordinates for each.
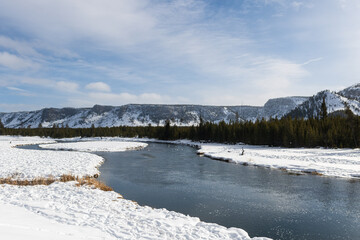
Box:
[287,84,360,118]
[1,84,359,128]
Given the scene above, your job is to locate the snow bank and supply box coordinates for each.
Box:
[0,182,268,240]
[39,141,148,152]
[0,135,56,147]
[0,203,110,240]
[0,136,269,239]
[198,144,360,179]
[0,136,103,179]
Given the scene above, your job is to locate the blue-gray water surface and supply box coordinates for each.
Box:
[20,143,360,239]
[97,143,360,240]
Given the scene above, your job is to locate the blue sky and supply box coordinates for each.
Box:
[0,0,359,112]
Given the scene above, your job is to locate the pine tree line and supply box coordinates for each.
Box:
[0,110,359,148]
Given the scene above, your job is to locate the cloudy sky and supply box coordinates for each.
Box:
[0,0,359,112]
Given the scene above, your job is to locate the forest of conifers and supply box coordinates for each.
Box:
[1,107,359,148]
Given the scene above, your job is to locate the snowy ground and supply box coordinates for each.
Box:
[0,136,103,179]
[40,141,148,152]
[197,144,360,179]
[0,136,268,240]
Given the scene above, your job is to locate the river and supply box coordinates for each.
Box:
[96,143,360,240]
[20,142,360,239]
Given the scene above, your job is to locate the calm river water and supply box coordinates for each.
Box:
[97,143,360,240]
[20,143,360,239]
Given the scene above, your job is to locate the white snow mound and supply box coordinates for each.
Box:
[40,141,148,152]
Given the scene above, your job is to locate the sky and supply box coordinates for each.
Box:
[0,0,359,112]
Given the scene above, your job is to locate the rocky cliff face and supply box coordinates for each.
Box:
[262,97,308,119]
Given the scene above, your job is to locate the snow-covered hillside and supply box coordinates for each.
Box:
[0,100,305,128]
[288,89,360,118]
[0,83,359,128]
[338,83,360,101]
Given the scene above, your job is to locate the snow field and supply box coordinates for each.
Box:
[0,203,112,240]
[40,140,148,152]
[0,136,104,179]
[198,144,360,179]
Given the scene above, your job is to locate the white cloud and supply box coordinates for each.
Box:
[251,58,308,98]
[20,77,52,86]
[13,77,79,93]
[56,81,79,92]
[85,82,111,92]
[68,92,170,107]
[0,36,39,57]
[0,103,41,112]
[6,86,34,96]
[0,1,308,90]
[1,0,359,110]
[87,92,169,104]
[7,86,27,92]
[138,93,165,102]
[0,52,39,70]
[301,57,323,66]
[0,0,156,47]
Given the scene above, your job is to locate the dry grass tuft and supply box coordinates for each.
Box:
[59,174,78,182]
[75,176,113,191]
[0,177,56,186]
[0,174,112,191]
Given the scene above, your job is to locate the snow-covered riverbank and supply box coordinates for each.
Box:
[0,136,103,179]
[197,144,360,179]
[0,136,268,240]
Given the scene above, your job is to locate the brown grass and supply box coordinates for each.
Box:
[74,176,113,191]
[0,177,56,186]
[0,174,113,191]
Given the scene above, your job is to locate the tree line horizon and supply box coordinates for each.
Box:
[0,100,359,148]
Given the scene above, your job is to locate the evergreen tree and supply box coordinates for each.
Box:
[162,119,171,140]
[320,97,327,120]
[0,119,4,135]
